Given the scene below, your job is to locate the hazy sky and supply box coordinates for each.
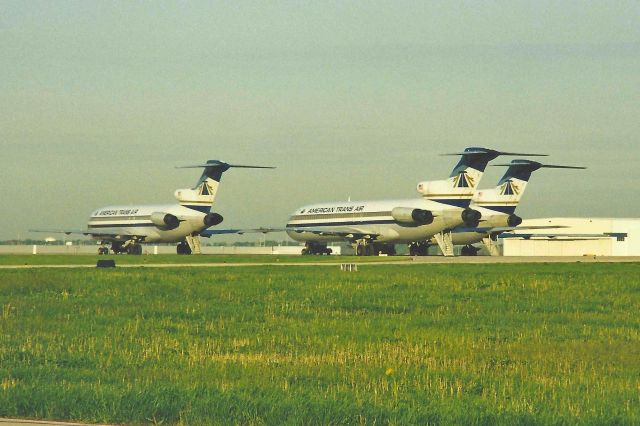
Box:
[1,1,639,240]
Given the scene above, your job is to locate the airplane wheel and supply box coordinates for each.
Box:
[98,247,108,255]
[410,243,429,256]
[177,242,192,255]
[461,245,478,256]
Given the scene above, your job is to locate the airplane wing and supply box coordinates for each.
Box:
[29,228,147,240]
[452,225,568,234]
[201,226,382,240]
[286,226,382,240]
[498,232,627,241]
[200,227,279,237]
[30,228,92,236]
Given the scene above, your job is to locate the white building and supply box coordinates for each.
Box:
[502,218,640,256]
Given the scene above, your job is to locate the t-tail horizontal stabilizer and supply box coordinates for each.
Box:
[490,160,586,183]
[473,159,586,215]
[417,147,547,211]
[176,160,276,184]
[174,160,275,213]
[441,147,548,176]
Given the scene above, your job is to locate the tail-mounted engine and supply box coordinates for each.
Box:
[481,213,522,228]
[416,180,453,197]
[416,177,477,207]
[150,212,180,230]
[203,212,224,227]
[391,207,434,225]
[506,214,522,227]
[461,208,482,227]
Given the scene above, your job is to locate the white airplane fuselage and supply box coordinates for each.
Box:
[88,204,208,243]
[286,198,465,244]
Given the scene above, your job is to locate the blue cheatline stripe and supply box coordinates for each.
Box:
[287,219,399,228]
[481,205,517,214]
[182,204,211,213]
[88,223,157,229]
[431,198,471,208]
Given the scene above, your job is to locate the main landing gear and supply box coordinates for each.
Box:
[408,241,429,256]
[460,245,480,256]
[301,242,333,255]
[355,243,374,256]
[353,241,396,256]
[126,243,143,255]
[99,241,143,255]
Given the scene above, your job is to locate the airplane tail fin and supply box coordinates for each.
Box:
[416,147,546,208]
[473,159,585,214]
[174,160,275,213]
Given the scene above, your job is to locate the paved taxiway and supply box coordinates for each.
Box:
[0,256,639,269]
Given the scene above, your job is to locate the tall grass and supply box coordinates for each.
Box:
[1,263,639,424]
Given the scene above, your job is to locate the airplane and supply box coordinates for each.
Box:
[31,160,274,255]
[204,148,546,255]
[425,159,586,256]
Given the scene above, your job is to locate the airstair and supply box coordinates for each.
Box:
[482,236,501,256]
[185,235,202,255]
[434,231,455,257]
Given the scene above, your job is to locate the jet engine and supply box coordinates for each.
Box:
[150,212,180,230]
[203,212,224,227]
[416,180,444,196]
[391,207,434,225]
[461,208,482,227]
[482,213,522,228]
[505,214,522,227]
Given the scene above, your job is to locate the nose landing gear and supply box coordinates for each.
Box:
[98,240,142,255]
[301,242,333,255]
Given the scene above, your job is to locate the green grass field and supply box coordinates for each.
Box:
[1,263,639,425]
